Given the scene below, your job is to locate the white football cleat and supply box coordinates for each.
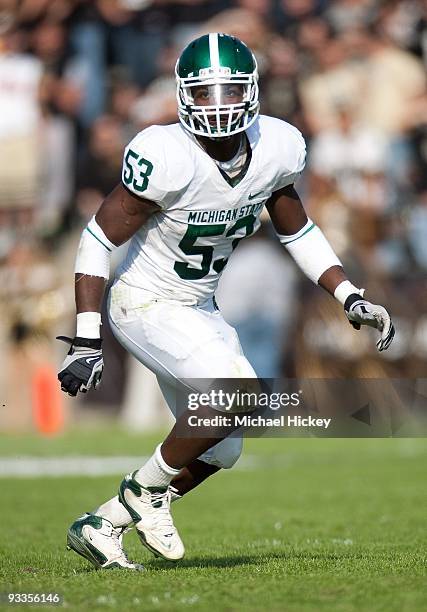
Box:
[67,513,144,570]
[118,472,185,561]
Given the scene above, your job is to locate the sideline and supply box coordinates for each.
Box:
[0,454,260,477]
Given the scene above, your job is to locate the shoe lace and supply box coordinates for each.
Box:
[111,526,131,562]
[150,489,175,534]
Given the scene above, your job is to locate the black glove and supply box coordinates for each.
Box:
[344,294,395,352]
[57,336,103,396]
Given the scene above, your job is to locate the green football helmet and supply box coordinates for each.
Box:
[175,33,259,138]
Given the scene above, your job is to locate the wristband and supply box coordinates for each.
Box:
[334,281,364,305]
[76,312,101,339]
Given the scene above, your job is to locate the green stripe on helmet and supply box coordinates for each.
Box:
[177,33,256,78]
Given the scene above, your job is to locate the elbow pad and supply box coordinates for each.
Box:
[277,219,341,283]
[74,216,118,279]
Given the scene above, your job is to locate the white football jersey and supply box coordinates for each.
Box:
[116,115,306,305]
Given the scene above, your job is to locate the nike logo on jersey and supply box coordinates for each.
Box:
[248,191,264,200]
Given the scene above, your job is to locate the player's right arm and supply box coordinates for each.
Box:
[75,183,159,314]
[58,183,159,396]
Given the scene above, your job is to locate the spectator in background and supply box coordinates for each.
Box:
[375,0,427,64]
[236,0,273,25]
[262,36,303,126]
[342,24,426,136]
[29,19,76,233]
[76,113,126,220]
[30,18,67,75]
[274,0,321,36]
[409,191,427,272]
[201,7,270,69]
[130,43,178,130]
[68,0,169,127]
[13,0,75,26]
[109,77,141,142]
[38,100,75,234]
[309,101,389,211]
[299,35,362,133]
[296,15,332,76]
[325,0,373,34]
[0,17,43,250]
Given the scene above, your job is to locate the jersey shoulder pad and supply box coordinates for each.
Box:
[258,115,306,189]
[121,125,194,208]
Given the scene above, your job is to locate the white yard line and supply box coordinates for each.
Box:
[0,454,261,478]
[0,456,149,477]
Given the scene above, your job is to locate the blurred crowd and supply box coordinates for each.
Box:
[0,0,426,429]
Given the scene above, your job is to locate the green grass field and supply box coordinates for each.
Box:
[0,429,426,611]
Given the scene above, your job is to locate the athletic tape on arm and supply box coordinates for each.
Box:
[277,219,341,283]
[74,216,118,279]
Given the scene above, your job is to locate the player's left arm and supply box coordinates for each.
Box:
[266,185,395,351]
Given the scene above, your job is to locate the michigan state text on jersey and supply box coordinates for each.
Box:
[59,33,395,571]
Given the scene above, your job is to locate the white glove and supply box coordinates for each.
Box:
[57,336,104,396]
[344,295,395,352]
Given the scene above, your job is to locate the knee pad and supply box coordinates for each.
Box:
[198,436,243,469]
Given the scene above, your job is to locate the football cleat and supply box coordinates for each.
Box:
[67,513,143,570]
[118,472,185,561]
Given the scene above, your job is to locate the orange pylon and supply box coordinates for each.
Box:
[32,363,64,435]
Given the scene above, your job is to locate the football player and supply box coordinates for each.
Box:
[58,33,395,570]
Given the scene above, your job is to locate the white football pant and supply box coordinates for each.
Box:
[108,280,256,469]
